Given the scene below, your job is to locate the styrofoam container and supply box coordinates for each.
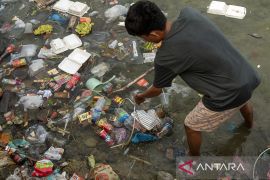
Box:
[207,1,246,19]
[63,34,82,50]
[207,1,227,15]
[58,57,81,74]
[53,0,74,13]
[225,5,246,19]
[50,38,68,54]
[68,1,90,17]
[58,48,91,74]
[68,48,91,64]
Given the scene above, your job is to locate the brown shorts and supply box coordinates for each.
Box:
[184,100,246,132]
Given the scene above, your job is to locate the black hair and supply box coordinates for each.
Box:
[125,1,167,36]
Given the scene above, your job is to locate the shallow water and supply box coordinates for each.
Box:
[0,0,269,179]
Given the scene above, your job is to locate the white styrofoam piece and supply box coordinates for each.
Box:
[207,1,246,19]
[58,48,91,74]
[68,48,91,64]
[225,5,246,19]
[53,0,74,13]
[58,57,81,74]
[207,1,227,15]
[50,38,68,54]
[68,1,90,17]
[63,34,82,50]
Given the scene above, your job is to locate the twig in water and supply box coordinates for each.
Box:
[111,67,154,94]
[128,155,152,165]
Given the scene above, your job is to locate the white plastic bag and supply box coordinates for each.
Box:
[18,95,44,111]
[20,44,38,57]
[104,5,128,23]
[29,59,45,77]
[91,62,110,77]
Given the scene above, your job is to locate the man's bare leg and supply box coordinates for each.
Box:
[184,125,201,156]
[240,101,253,128]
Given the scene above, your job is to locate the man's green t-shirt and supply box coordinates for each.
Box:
[154,7,260,111]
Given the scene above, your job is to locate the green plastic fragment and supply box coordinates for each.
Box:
[34,24,53,35]
[75,22,94,36]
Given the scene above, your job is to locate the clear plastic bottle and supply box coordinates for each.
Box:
[91,97,106,123]
[123,116,135,130]
[115,108,129,123]
[157,117,173,138]
[2,78,22,85]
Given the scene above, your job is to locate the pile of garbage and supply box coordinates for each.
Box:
[0,0,187,179]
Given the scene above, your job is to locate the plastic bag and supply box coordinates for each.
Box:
[28,59,45,77]
[24,23,33,34]
[20,44,38,57]
[32,159,53,177]
[91,62,110,77]
[25,125,48,144]
[44,146,64,160]
[38,47,57,58]
[18,95,43,111]
[104,5,128,23]
[90,163,119,179]
[131,133,158,144]
[12,17,25,29]
[112,128,127,144]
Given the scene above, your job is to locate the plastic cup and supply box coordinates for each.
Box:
[85,78,104,92]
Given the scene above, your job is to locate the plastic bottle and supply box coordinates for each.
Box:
[123,116,135,130]
[91,97,106,123]
[2,78,22,85]
[65,73,80,90]
[0,44,16,62]
[3,58,27,68]
[9,151,27,165]
[115,108,130,123]
[157,117,173,138]
[74,96,92,108]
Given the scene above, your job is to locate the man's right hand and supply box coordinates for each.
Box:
[134,94,146,105]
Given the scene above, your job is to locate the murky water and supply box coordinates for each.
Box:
[0,0,269,179]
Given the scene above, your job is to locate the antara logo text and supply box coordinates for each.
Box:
[178,160,245,175]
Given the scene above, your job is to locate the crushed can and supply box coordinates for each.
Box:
[49,111,58,120]
[78,111,92,123]
[113,96,124,105]
[70,173,84,180]
[96,119,113,132]
[98,129,115,146]
[47,68,59,76]
[65,73,80,89]
[54,92,70,99]
[136,78,149,87]
[102,82,113,94]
